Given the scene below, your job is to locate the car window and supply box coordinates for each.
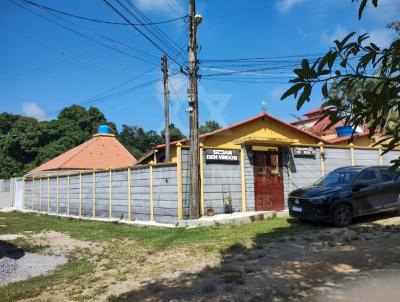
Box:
[357,170,378,185]
[314,171,358,187]
[380,170,395,182]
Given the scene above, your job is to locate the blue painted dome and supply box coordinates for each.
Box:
[98,124,111,134]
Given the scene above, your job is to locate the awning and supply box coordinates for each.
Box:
[233,136,300,146]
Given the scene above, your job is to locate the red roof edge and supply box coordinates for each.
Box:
[155,112,329,149]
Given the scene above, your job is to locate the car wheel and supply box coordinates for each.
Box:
[333,204,353,227]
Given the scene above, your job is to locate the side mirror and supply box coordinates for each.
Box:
[352,182,368,192]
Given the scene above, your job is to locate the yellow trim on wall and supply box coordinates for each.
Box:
[67,174,70,215]
[319,142,325,177]
[240,146,247,212]
[47,177,50,211]
[92,170,96,218]
[79,172,82,217]
[56,176,59,213]
[349,143,355,166]
[200,144,205,216]
[128,167,131,220]
[149,162,154,221]
[109,168,112,219]
[176,143,183,220]
[39,178,42,211]
[32,178,35,210]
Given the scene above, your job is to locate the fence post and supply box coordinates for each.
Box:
[92,169,96,218]
[349,143,355,166]
[39,178,42,212]
[67,174,70,215]
[79,171,82,217]
[109,168,112,219]
[22,177,25,210]
[128,167,131,220]
[56,176,59,213]
[149,162,154,222]
[32,177,35,210]
[47,177,50,211]
[200,144,205,216]
[176,142,183,220]
[318,142,325,177]
[378,146,383,165]
[240,146,247,212]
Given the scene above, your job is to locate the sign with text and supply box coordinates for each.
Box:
[205,149,240,163]
[293,147,316,157]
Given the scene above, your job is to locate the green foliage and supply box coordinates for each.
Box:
[282,0,400,167]
[0,105,112,179]
[0,104,186,178]
[161,123,185,142]
[199,120,221,134]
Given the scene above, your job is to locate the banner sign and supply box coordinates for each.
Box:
[205,149,240,163]
[293,147,316,157]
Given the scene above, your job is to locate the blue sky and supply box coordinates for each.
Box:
[1,0,399,134]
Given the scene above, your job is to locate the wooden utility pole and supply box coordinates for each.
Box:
[161,54,170,162]
[188,0,201,218]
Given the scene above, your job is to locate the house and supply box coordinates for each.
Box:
[28,125,136,177]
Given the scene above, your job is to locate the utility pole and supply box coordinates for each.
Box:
[161,54,170,162]
[188,0,201,219]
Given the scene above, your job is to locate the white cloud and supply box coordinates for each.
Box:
[322,25,348,44]
[135,0,184,14]
[367,28,395,48]
[22,102,48,121]
[276,0,306,13]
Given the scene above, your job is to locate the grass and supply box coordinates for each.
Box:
[0,211,320,301]
[1,258,93,302]
[0,211,319,252]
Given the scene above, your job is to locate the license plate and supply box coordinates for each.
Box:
[292,205,302,212]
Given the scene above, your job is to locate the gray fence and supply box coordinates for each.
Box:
[24,163,179,224]
[20,145,400,222]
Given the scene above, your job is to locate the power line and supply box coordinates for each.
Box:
[10,0,159,65]
[19,0,187,26]
[102,0,186,69]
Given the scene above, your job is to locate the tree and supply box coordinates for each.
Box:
[161,123,185,142]
[0,105,116,179]
[281,0,400,167]
[199,120,221,134]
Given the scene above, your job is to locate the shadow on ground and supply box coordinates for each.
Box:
[0,241,25,260]
[112,212,400,302]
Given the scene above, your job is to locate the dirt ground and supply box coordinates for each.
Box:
[3,213,400,302]
[112,214,400,302]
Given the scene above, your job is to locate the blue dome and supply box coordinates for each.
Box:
[98,124,111,134]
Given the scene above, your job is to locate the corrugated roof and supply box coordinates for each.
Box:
[29,133,136,174]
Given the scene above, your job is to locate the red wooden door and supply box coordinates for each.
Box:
[253,151,284,211]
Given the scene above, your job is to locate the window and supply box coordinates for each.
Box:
[357,170,378,185]
[380,170,395,182]
[256,154,266,175]
[315,171,358,187]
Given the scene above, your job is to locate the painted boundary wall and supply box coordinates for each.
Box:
[280,145,400,207]
[22,143,400,222]
[23,163,179,224]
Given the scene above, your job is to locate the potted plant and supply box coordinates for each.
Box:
[207,208,215,216]
[224,195,233,214]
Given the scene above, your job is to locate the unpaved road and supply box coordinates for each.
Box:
[115,214,400,302]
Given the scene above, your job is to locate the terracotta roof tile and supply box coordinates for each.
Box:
[30,134,136,174]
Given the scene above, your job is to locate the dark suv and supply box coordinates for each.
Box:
[288,166,400,227]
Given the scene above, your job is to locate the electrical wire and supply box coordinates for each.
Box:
[10,0,160,65]
[19,0,187,26]
[102,0,186,69]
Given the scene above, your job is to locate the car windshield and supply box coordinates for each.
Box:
[314,171,358,187]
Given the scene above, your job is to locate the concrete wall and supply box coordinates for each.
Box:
[181,149,191,218]
[0,179,12,208]
[354,149,380,166]
[324,148,352,173]
[23,164,179,224]
[203,150,242,214]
